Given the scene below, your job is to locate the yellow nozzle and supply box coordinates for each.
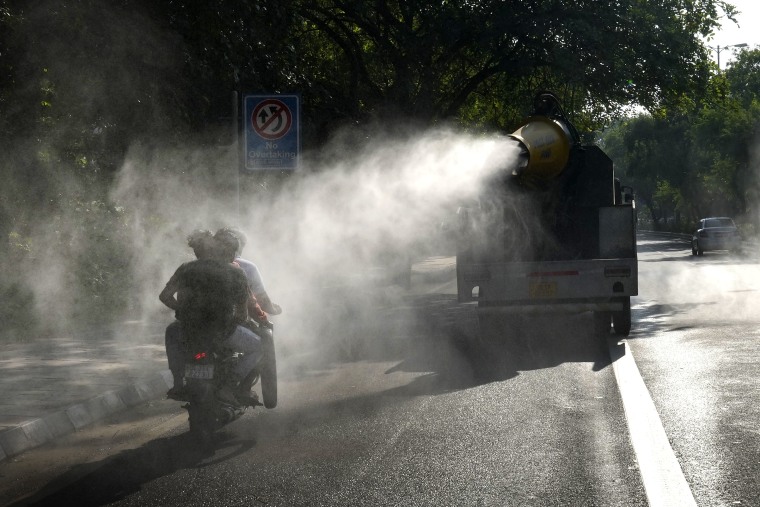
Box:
[509,116,572,186]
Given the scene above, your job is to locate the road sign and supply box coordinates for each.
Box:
[243,94,300,171]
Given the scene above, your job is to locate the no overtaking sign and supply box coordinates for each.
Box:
[243,94,300,171]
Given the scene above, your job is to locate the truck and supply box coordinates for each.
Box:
[455,92,637,342]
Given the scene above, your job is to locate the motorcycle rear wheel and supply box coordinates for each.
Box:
[260,329,278,408]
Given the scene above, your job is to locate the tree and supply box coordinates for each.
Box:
[726,48,760,107]
[601,114,693,225]
[601,44,760,229]
[290,0,731,132]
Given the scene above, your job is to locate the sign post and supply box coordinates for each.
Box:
[242,94,300,171]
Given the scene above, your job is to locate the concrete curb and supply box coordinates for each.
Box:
[0,369,172,462]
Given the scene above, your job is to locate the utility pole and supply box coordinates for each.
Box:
[232,90,240,223]
[709,43,748,69]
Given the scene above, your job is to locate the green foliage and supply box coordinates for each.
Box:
[1,196,137,339]
[601,46,760,231]
[0,282,39,341]
[726,49,760,107]
[279,0,726,133]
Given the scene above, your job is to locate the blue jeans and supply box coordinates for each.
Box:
[221,325,262,382]
[165,321,185,380]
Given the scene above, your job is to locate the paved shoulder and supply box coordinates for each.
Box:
[0,322,171,461]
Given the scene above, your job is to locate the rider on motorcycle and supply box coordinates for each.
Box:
[162,229,214,399]
[160,229,264,404]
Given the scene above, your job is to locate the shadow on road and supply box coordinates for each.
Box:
[637,231,758,264]
[240,292,617,449]
[332,293,613,392]
[9,432,255,506]
[232,308,616,452]
[627,301,719,337]
[636,239,690,255]
[454,311,613,383]
[293,291,615,393]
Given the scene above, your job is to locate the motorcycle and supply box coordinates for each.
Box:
[180,320,277,443]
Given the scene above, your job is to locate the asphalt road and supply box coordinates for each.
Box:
[2,232,758,506]
[628,232,760,506]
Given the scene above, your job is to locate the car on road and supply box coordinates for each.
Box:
[691,217,741,255]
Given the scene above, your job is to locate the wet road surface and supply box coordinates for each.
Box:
[3,299,646,505]
[4,232,759,506]
[629,233,760,506]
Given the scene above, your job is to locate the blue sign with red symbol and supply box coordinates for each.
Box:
[243,94,300,171]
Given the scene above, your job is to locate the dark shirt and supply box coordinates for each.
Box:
[163,259,249,342]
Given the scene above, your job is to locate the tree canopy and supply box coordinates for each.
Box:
[146,0,732,133]
[601,45,760,229]
[1,0,736,146]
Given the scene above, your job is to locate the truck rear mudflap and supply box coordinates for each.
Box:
[457,257,637,312]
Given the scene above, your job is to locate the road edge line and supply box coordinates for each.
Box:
[610,339,697,507]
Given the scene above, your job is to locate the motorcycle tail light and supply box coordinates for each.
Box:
[194,352,207,360]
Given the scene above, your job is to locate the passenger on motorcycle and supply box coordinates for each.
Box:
[160,229,264,404]
[225,227,282,316]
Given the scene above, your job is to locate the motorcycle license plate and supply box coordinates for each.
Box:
[185,364,214,379]
[529,281,557,298]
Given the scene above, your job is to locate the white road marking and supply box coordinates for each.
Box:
[610,340,697,507]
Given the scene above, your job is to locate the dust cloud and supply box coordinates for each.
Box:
[110,126,521,361]
[0,0,186,340]
[634,134,760,328]
[0,0,521,371]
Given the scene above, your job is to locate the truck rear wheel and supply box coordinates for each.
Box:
[593,311,610,338]
[612,297,632,337]
[592,311,612,355]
